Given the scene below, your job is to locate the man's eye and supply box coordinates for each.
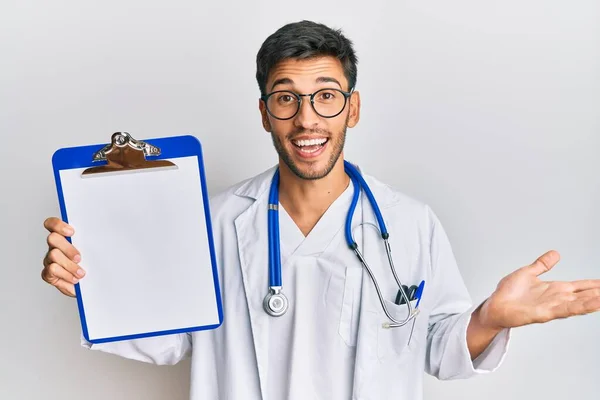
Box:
[278,95,294,103]
[317,91,336,101]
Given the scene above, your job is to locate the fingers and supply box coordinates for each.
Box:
[569,279,600,293]
[526,250,561,277]
[575,288,600,300]
[43,259,80,285]
[41,265,76,297]
[52,274,76,297]
[585,297,600,314]
[56,281,76,297]
[47,232,81,264]
[41,259,78,297]
[552,289,600,319]
[43,248,85,282]
[42,217,81,298]
[43,217,74,236]
[566,296,600,317]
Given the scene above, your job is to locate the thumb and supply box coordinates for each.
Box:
[526,250,561,276]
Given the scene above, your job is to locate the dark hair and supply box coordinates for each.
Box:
[255,20,358,96]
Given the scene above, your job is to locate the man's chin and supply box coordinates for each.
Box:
[288,159,334,180]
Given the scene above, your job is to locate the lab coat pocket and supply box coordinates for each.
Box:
[338,266,363,347]
[376,298,419,362]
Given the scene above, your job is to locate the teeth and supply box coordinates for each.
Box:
[300,146,321,154]
[294,138,327,147]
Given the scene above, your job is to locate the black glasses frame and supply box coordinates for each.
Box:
[260,88,354,120]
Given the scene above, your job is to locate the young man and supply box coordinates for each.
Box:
[41,20,600,400]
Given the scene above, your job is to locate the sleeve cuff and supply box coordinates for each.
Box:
[471,325,511,372]
[460,306,512,375]
[79,331,192,365]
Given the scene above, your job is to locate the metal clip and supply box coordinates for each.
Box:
[82,132,176,176]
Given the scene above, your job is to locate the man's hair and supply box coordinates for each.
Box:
[255,20,358,96]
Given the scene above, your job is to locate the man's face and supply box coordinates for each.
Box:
[259,56,360,180]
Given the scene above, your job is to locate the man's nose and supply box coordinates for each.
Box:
[294,96,320,128]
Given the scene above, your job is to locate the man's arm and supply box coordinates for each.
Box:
[466,302,503,360]
[423,207,511,379]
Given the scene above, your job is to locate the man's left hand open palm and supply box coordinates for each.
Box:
[480,250,600,331]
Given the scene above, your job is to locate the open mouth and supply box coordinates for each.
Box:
[292,138,329,154]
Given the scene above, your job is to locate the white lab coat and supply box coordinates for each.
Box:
[81,164,511,400]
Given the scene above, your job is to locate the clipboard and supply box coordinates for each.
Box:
[51,132,223,344]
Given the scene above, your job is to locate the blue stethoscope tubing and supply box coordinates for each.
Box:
[263,168,287,316]
[264,160,420,328]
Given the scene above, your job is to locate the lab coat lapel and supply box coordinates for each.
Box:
[233,167,276,400]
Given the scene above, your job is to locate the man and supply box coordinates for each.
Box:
[41,20,600,400]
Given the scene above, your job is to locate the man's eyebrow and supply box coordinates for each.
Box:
[269,76,344,92]
[316,76,342,88]
[270,78,294,91]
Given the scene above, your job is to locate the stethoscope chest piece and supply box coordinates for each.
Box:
[263,287,288,317]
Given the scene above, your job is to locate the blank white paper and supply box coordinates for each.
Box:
[59,155,220,341]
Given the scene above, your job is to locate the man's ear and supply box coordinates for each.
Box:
[259,99,272,132]
[346,91,361,128]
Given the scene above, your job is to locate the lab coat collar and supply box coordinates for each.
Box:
[233,165,276,202]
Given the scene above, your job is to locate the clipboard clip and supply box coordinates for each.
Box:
[82,132,177,176]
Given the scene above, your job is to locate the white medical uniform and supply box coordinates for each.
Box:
[81,164,511,400]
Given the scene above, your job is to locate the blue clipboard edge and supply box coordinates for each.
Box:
[51,134,224,344]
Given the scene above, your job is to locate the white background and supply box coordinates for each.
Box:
[1,0,598,399]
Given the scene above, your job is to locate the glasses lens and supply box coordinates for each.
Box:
[266,91,299,119]
[312,89,347,117]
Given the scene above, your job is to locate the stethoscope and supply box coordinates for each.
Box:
[263,160,421,329]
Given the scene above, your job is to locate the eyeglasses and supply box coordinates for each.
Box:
[261,88,353,120]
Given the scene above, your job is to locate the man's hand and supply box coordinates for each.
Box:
[467,250,600,360]
[479,250,600,331]
[41,217,85,297]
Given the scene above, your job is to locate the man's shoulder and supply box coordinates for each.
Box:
[361,171,437,230]
[208,181,249,207]
[362,172,428,211]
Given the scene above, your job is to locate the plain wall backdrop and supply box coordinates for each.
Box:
[1,0,598,399]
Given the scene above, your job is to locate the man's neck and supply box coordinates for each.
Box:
[278,160,349,237]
